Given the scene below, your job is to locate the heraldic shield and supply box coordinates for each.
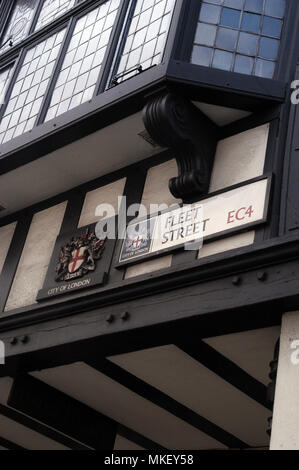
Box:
[69,246,88,274]
[37,222,117,301]
[55,229,106,282]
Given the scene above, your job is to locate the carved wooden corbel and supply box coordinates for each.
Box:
[143,93,218,203]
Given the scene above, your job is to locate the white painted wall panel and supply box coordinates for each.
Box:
[0,223,16,275]
[271,312,299,450]
[199,124,269,259]
[198,232,255,259]
[125,256,172,279]
[5,202,67,311]
[210,124,269,192]
[78,179,126,228]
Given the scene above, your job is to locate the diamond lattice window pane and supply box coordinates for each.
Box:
[0,29,66,144]
[0,0,37,54]
[45,0,121,121]
[35,0,76,31]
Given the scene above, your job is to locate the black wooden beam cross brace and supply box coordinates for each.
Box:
[0,402,89,450]
[87,358,249,449]
[7,374,116,450]
[176,340,270,410]
[6,373,163,451]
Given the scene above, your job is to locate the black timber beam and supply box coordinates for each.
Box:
[6,374,161,451]
[0,65,286,177]
[218,106,280,141]
[0,69,167,176]
[0,436,25,451]
[7,374,116,450]
[3,232,299,378]
[166,61,286,110]
[0,228,294,335]
[177,341,270,410]
[87,358,248,449]
[0,403,89,450]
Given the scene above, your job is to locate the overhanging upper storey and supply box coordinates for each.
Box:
[0,0,297,216]
[169,0,295,105]
[0,0,177,169]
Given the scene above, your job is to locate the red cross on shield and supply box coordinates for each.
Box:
[68,246,87,273]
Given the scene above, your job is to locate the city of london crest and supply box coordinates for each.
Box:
[120,218,154,261]
[55,229,106,282]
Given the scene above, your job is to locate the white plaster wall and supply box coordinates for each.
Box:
[125,256,172,279]
[0,222,16,275]
[270,311,299,450]
[198,232,255,259]
[125,160,178,279]
[210,124,269,192]
[127,125,269,277]
[5,202,67,312]
[198,124,269,259]
[78,178,126,228]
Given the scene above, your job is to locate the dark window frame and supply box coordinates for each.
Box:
[0,0,178,133]
[0,0,129,129]
[0,0,294,169]
[0,19,70,136]
[38,0,131,123]
[0,56,17,102]
[108,0,177,87]
[0,0,83,52]
[172,0,294,82]
[0,1,95,64]
[108,0,139,85]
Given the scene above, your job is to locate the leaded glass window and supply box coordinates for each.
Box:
[0,0,37,54]
[45,0,120,121]
[0,66,14,105]
[112,0,176,83]
[191,0,286,78]
[0,29,66,144]
[35,0,77,32]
